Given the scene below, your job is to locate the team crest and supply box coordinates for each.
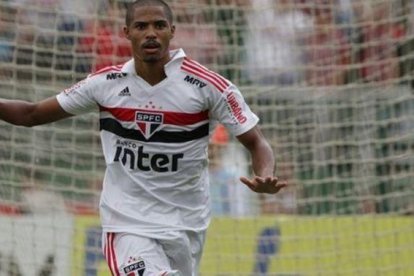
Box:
[122,257,145,276]
[136,111,164,139]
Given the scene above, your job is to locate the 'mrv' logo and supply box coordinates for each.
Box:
[184,75,207,88]
[135,111,164,139]
[106,72,127,80]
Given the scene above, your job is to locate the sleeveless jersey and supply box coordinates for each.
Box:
[56,49,259,238]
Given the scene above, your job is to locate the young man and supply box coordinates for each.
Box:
[0,0,286,275]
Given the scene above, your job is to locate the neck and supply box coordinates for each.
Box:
[135,59,167,85]
[135,61,167,86]
[134,53,172,86]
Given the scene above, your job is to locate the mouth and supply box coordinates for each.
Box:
[142,41,161,53]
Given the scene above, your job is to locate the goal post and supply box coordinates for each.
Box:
[1,0,414,275]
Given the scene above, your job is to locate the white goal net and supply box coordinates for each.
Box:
[0,0,413,275]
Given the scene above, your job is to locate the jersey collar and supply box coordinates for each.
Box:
[122,48,186,77]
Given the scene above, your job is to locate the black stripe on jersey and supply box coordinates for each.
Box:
[100,118,209,143]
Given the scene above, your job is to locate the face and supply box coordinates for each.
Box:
[124,5,175,64]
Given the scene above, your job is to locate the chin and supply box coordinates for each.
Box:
[143,56,161,63]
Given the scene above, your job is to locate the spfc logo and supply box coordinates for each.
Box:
[136,111,164,139]
[122,257,145,276]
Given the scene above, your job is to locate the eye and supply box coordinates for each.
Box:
[134,22,147,30]
[155,21,167,29]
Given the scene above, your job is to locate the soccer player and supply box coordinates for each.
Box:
[0,0,287,275]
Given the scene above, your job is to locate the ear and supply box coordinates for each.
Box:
[123,26,130,40]
[170,25,176,39]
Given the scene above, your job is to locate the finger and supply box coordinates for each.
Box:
[240,176,257,191]
[266,179,287,193]
[253,176,265,184]
[239,176,251,185]
[274,180,288,190]
[239,176,253,187]
[277,180,288,187]
[265,177,278,185]
[259,177,278,188]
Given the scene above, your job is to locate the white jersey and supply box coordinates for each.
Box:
[56,49,259,238]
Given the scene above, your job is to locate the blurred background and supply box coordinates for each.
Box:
[0,0,413,275]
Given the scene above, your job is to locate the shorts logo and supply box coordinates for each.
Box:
[136,111,164,139]
[122,257,145,276]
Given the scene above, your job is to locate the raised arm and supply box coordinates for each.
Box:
[0,96,72,127]
[237,125,287,194]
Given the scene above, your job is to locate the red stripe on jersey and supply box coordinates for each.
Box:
[182,60,227,92]
[182,63,225,92]
[181,62,229,92]
[185,58,229,87]
[100,106,209,125]
[89,64,124,77]
[182,58,230,90]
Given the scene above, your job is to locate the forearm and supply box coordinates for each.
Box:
[250,139,275,177]
[238,127,286,194]
[0,97,70,127]
[237,126,276,177]
[0,99,37,126]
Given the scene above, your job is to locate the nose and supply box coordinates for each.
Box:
[146,25,157,39]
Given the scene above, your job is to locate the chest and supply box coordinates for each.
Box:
[97,76,209,113]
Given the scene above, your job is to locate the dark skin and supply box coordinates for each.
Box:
[0,98,71,127]
[0,4,286,194]
[123,5,175,86]
[236,126,287,194]
[122,5,286,193]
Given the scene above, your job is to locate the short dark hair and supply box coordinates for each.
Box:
[125,0,173,26]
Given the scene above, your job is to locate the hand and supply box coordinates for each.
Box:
[240,176,287,194]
